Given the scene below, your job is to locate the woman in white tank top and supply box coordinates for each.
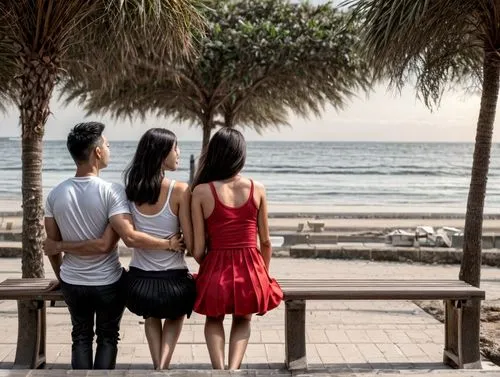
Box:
[123,128,195,370]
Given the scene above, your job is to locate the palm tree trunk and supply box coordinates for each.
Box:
[15,54,57,368]
[202,118,212,152]
[224,111,234,128]
[458,50,499,369]
[460,52,499,287]
[19,56,57,279]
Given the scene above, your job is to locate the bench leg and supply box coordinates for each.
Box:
[285,299,307,370]
[14,300,47,369]
[443,299,482,369]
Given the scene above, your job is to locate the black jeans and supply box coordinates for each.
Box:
[60,271,126,369]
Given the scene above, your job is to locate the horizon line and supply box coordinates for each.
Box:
[3,138,496,144]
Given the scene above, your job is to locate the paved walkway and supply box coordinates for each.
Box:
[0,371,499,377]
[0,257,499,373]
[1,370,500,377]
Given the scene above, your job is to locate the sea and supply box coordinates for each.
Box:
[1,138,500,212]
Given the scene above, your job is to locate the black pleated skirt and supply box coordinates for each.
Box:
[125,267,196,319]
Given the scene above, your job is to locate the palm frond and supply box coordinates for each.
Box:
[0,3,20,111]
[345,0,485,108]
[61,0,370,135]
[234,97,290,131]
[0,0,207,107]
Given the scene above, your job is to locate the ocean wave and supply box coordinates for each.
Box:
[0,165,489,177]
[38,167,189,173]
[1,140,500,207]
[244,168,472,176]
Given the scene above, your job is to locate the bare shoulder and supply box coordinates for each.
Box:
[173,181,190,193]
[252,179,266,194]
[192,183,211,198]
[171,181,190,203]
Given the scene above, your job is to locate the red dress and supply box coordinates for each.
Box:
[194,180,283,317]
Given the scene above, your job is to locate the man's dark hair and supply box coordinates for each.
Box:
[67,122,105,163]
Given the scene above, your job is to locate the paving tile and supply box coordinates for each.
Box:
[315,344,343,364]
[306,330,328,343]
[345,330,371,344]
[337,344,366,364]
[398,343,428,358]
[324,330,349,343]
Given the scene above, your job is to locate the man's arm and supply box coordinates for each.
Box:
[109,213,184,251]
[44,217,63,281]
[44,223,119,256]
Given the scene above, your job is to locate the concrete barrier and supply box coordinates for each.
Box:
[289,244,500,267]
[4,237,500,267]
[0,232,21,242]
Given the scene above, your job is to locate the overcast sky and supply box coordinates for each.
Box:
[0,85,488,142]
[0,0,495,142]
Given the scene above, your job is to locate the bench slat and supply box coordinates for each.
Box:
[284,291,483,300]
[280,282,472,286]
[0,278,485,301]
[281,284,475,289]
[0,279,60,300]
[278,279,471,283]
[278,279,484,300]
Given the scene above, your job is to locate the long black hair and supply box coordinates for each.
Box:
[124,128,177,205]
[192,128,246,188]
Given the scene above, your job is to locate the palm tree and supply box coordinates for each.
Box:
[0,0,204,278]
[0,2,204,364]
[346,0,497,368]
[61,0,371,151]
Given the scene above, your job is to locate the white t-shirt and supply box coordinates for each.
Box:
[45,176,130,286]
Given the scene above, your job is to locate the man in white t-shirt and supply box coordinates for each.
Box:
[44,122,183,370]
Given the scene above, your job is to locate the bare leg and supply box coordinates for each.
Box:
[228,314,252,370]
[205,316,225,369]
[144,317,162,369]
[159,316,185,369]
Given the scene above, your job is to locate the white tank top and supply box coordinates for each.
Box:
[129,180,187,271]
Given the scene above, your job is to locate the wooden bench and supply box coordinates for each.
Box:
[0,278,61,369]
[0,278,485,370]
[280,279,485,370]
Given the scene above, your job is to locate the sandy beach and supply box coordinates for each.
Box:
[2,199,500,216]
[3,199,500,232]
[3,199,500,216]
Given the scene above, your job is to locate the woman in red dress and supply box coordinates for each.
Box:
[191,128,283,370]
